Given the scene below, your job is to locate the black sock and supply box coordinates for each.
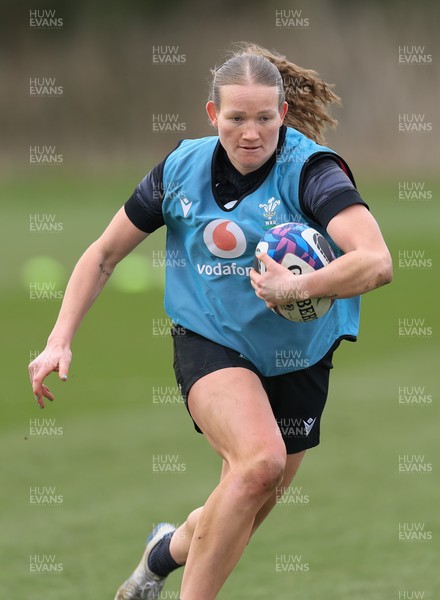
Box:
[148,531,182,577]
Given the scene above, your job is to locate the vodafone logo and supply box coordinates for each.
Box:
[203,219,247,258]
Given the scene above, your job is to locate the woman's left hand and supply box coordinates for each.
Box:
[250,253,307,307]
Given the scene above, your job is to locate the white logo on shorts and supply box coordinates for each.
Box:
[303,418,316,436]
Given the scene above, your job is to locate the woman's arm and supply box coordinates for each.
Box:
[29,207,149,407]
[249,204,393,306]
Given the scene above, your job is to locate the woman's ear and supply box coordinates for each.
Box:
[206,101,218,127]
[280,101,288,122]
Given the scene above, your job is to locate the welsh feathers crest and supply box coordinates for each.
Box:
[259,197,281,219]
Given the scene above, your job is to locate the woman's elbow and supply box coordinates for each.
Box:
[375,249,393,288]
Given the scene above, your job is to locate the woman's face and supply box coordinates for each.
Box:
[206,84,288,175]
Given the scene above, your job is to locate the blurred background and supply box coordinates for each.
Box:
[1,1,439,598]
[1,0,439,171]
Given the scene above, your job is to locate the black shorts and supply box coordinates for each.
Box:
[172,325,338,455]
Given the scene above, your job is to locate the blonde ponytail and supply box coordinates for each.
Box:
[210,42,341,144]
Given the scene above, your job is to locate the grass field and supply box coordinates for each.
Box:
[1,169,439,599]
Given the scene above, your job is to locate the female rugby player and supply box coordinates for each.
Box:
[29,43,392,599]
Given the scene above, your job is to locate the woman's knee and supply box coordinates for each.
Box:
[234,446,287,499]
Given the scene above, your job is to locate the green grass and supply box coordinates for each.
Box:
[1,169,439,598]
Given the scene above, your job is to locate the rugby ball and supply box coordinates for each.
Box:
[255,222,336,322]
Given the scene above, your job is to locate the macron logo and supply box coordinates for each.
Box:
[303,418,316,436]
[180,197,192,217]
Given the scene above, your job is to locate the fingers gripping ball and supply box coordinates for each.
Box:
[255,222,336,322]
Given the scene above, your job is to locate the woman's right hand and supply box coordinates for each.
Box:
[28,344,72,409]
[26,207,149,410]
